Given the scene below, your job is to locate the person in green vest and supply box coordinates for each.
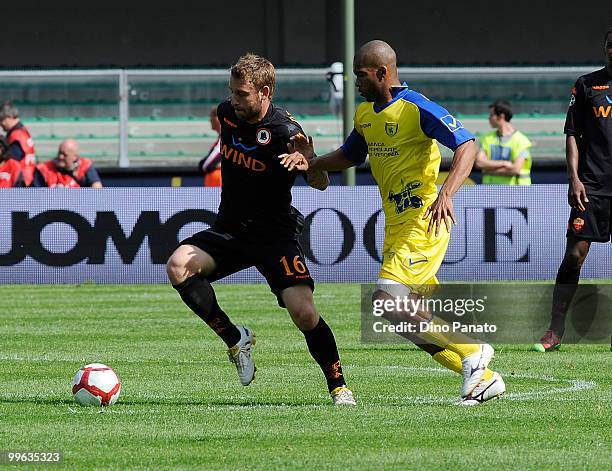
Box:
[475,100,532,184]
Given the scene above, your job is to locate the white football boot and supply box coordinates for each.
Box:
[330,386,356,406]
[459,372,506,406]
[461,343,494,397]
[227,326,256,386]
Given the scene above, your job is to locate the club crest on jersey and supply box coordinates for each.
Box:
[440,114,464,132]
[572,218,585,232]
[385,122,399,137]
[256,128,271,145]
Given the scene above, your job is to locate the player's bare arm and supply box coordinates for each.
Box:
[305,166,329,191]
[566,135,588,211]
[277,135,329,190]
[288,135,329,190]
[311,148,355,171]
[424,139,477,236]
[279,133,355,173]
[292,134,356,171]
[279,134,314,171]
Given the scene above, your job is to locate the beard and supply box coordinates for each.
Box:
[234,103,261,122]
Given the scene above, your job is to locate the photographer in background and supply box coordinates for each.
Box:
[0,101,36,186]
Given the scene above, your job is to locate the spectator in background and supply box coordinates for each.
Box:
[0,101,36,186]
[32,139,102,188]
[198,107,222,187]
[0,158,25,187]
[325,62,344,116]
[475,100,532,185]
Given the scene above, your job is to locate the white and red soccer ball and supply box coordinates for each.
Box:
[71,363,121,406]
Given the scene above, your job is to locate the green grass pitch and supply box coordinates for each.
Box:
[1,284,611,470]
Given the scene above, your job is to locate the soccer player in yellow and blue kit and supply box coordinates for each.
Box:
[280,40,505,404]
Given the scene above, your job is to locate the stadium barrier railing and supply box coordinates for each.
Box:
[0,67,597,168]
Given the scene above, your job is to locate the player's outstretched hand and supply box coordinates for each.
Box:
[568,177,589,211]
[278,151,310,172]
[288,133,315,160]
[423,193,457,236]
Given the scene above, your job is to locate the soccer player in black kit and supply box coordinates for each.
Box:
[166,54,355,404]
[535,28,612,352]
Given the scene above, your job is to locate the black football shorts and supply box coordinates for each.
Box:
[179,228,314,307]
[566,195,612,242]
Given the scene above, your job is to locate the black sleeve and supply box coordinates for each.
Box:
[30,169,48,187]
[4,141,25,161]
[284,110,305,139]
[83,166,102,186]
[564,78,585,137]
[216,101,231,126]
[216,102,223,121]
[12,171,26,187]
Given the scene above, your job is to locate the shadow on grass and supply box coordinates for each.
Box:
[117,398,325,407]
[343,345,420,352]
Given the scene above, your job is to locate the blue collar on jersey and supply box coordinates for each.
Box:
[373,82,409,113]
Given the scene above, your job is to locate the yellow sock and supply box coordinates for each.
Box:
[444,342,480,359]
[432,349,462,374]
[415,317,482,358]
[414,327,451,349]
[432,349,494,380]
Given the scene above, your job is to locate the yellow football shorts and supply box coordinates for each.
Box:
[378,217,450,296]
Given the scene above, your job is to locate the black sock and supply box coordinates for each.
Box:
[549,261,581,337]
[301,317,346,392]
[173,275,241,348]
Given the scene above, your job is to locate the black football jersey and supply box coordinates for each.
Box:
[565,68,612,196]
[214,100,306,237]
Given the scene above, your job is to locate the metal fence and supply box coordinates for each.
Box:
[0,66,598,167]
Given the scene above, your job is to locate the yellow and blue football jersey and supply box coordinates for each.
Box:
[341,85,474,290]
[341,85,474,226]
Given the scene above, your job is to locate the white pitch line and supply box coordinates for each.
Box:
[502,379,596,401]
[344,365,598,404]
[0,358,598,405]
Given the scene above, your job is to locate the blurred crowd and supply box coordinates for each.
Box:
[0,93,534,189]
[0,101,102,188]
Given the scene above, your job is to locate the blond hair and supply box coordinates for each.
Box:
[231,53,275,98]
